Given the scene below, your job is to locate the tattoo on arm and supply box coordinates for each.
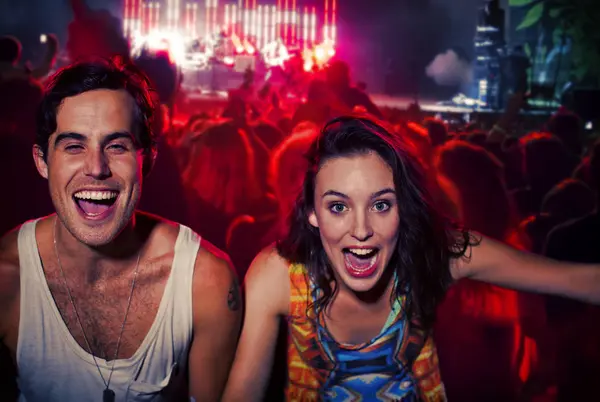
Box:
[227,280,241,311]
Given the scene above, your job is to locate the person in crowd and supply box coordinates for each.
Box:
[66,0,129,62]
[0,57,241,402]
[0,34,58,81]
[544,139,600,402]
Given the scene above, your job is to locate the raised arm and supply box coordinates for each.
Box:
[453,234,600,304]
[188,243,243,402]
[222,247,290,402]
[30,34,58,80]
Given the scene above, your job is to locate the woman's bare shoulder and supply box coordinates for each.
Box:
[244,244,291,316]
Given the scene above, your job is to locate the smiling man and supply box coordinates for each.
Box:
[0,58,241,402]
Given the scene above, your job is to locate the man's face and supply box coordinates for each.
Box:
[34,89,144,247]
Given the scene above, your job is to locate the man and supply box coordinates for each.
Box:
[0,57,242,401]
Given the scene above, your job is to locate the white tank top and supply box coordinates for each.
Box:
[16,220,200,402]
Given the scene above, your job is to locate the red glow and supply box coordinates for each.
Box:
[284,0,289,45]
[225,4,230,31]
[212,1,217,36]
[277,0,282,40]
[140,1,145,35]
[291,0,297,44]
[152,3,158,31]
[303,6,308,48]
[311,7,316,45]
[332,0,337,43]
[193,4,197,37]
[125,0,336,57]
[205,1,210,37]
[232,5,237,37]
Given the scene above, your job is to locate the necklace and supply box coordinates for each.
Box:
[53,218,141,402]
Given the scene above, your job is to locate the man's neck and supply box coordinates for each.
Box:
[52,215,144,285]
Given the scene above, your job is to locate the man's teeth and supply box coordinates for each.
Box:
[73,191,118,201]
[347,248,376,256]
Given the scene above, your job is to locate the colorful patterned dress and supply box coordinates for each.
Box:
[286,264,446,401]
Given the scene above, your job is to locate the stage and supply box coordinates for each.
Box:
[182,90,555,119]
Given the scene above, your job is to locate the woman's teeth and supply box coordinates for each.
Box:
[347,248,376,256]
[343,248,379,274]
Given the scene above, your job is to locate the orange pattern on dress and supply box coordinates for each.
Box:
[286,263,447,401]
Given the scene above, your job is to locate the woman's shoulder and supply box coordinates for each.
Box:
[245,244,299,316]
[249,244,309,275]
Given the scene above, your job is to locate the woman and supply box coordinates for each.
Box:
[223,115,600,401]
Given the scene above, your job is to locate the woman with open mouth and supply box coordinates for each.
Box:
[222,115,600,401]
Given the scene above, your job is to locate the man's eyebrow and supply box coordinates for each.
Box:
[103,131,136,144]
[53,131,136,147]
[54,132,85,146]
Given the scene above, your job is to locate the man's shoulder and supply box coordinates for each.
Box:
[0,218,54,285]
[0,225,23,270]
[195,237,236,288]
[138,214,229,276]
[138,212,183,248]
[190,237,242,323]
[0,227,22,336]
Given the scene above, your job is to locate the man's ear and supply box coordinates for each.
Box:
[308,209,319,228]
[32,145,49,179]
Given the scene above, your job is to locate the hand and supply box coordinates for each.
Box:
[43,34,59,55]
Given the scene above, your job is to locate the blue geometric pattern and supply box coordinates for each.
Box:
[315,299,418,401]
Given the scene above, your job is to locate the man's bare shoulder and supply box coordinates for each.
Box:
[0,227,20,267]
[0,227,22,337]
[194,238,237,292]
[191,237,243,330]
[138,213,181,257]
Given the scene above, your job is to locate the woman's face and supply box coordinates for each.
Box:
[309,151,400,293]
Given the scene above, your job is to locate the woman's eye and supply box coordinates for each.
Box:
[330,203,348,214]
[373,201,390,212]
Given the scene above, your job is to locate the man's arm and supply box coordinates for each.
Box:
[0,230,22,402]
[30,34,58,80]
[188,241,242,402]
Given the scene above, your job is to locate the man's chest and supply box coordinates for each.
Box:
[46,272,168,361]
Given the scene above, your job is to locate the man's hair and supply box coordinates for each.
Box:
[36,56,157,174]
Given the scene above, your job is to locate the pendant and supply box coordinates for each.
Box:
[103,388,116,402]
